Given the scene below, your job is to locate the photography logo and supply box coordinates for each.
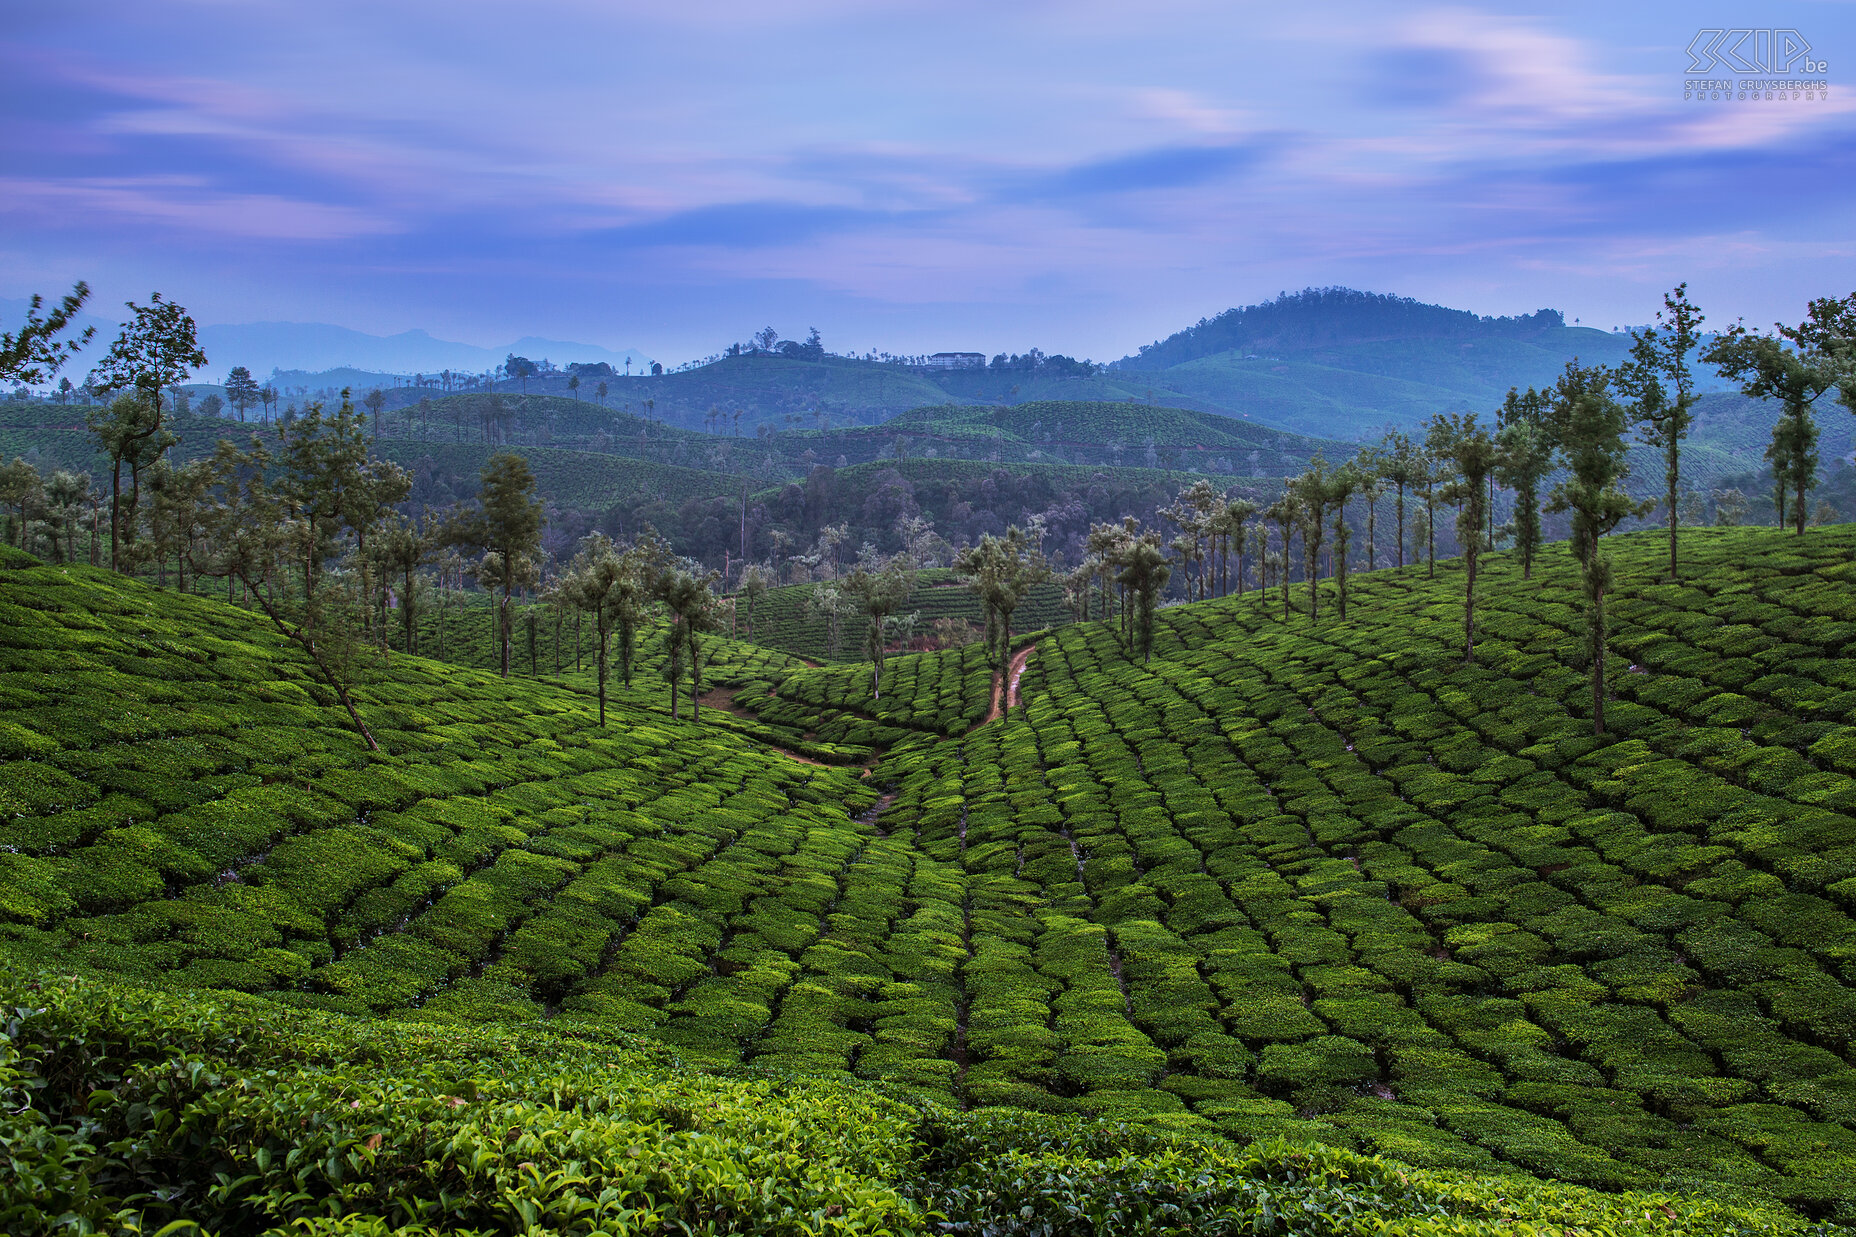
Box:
[1684,28,1829,101]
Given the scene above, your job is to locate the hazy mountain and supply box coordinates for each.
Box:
[1111,287,1666,439]
[195,322,654,381]
[1,297,654,384]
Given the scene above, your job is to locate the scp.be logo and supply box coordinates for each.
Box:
[1686,29,1825,75]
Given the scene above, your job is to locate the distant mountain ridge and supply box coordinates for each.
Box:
[0,298,653,384]
[8,286,1734,445]
[1098,286,1660,439]
[1117,287,1570,370]
[195,322,655,381]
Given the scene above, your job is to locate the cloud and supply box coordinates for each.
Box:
[3,2,1854,362]
[591,200,920,250]
[1039,142,1269,197]
[0,176,396,241]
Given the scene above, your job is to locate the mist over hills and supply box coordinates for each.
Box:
[22,286,1754,446]
[0,298,654,386]
[195,322,655,381]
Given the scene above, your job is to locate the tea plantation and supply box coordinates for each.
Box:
[739,567,1071,665]
[7,528,1856,1231]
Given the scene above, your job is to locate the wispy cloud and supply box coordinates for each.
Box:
[1,2,1852,360]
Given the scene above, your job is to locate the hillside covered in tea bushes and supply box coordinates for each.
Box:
[7,527,1856,1230]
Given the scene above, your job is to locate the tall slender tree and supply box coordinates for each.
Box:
[568,536,629,726]
[457,453,545,675]
[656,569,718,720]
[1327,462,1362,621]
[1224,498,1259,595]
[1379,431,1419,570]
[1444,416,1495,664]
[1545,363,1647,736]
[1495,418,1553,581]
[1352,446,1385,572]
[1117,533,1171,663]
[0,458,43,551]
[86,392,175,570]
[955,526,1048,682]
[1494,387,1553,580]
[376,513,437,654]
[1289,455,1331,624]
[845,555,914,700]
[190,432,386,750]
[1616,284,1705,576]
[1266,493,1298,621]
[86,296,206,569]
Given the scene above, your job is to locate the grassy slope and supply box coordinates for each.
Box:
[748,526,1856,1211]
[403,590,876,763]
[0,548,880,1028]
[13,978,1817,1237]
[8,529,1856,1227]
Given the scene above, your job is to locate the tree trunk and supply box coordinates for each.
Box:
[1591,585,1607,735]
[109,457,123,570]
[1463,541,1477,664]
[596,609,609,727]
[238,566,380,751]
[1426,495,1435,578]
[499,588,511,676]
[1667,440,1680,579]
[1796,462,1808,535]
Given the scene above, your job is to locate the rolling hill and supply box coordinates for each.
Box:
[9,523,1856,1226]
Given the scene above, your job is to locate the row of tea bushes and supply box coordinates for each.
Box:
[0,552,888,1044]
[859,527,1856,1208]
[747,638,1004,741]
[3,969,1828,1236]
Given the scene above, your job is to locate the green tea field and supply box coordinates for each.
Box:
[7,526,1856,1231]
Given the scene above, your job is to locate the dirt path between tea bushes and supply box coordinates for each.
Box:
[977,642,1038,728]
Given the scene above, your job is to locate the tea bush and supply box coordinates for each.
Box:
[13,526,1856,1224]
[0,970,1830,1236]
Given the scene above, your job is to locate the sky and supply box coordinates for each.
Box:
[4,1,1854,369]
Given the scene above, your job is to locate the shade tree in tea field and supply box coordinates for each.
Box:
[955,525,1051,680]
[1618,283,1706,580]
[1705,294,1856,536]
[450,451,546,677]
[1544,362,1650,737]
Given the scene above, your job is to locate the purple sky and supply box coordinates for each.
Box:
[4,2,1853,366]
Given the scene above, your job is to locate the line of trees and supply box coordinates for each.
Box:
[10,280,1856,745]
[1102,286,1856,738]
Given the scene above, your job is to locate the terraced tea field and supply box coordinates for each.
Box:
[0,547,879,1027]
[843,526,1856,1208]
[8,526,1856,1226]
